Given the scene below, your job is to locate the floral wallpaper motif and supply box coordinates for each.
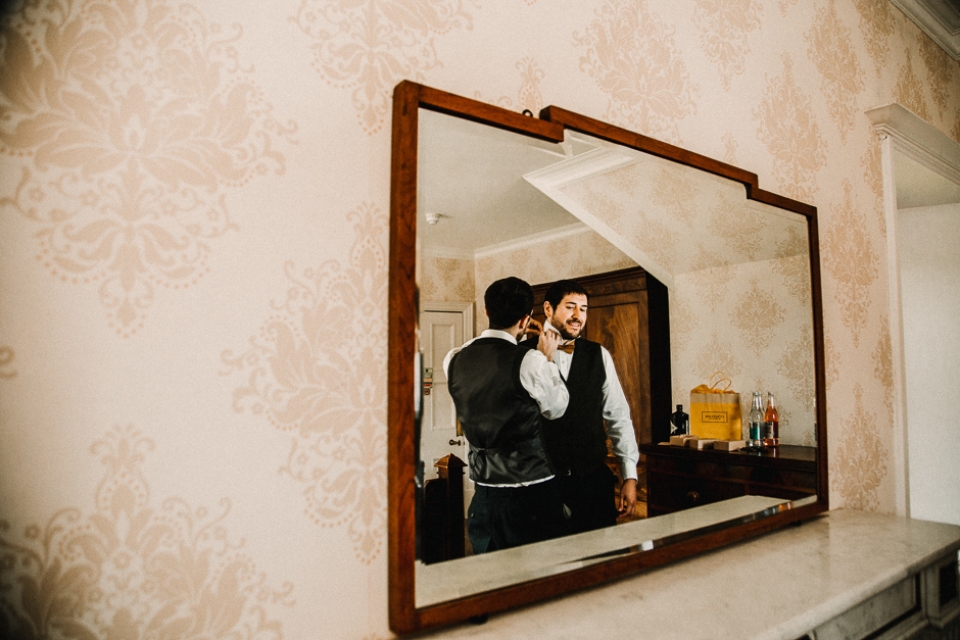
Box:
[475,57,547,113]
[852,0,897,75]
[0,0,294,337]
[707,191,764,259]
[753,53,826,202]
[873,315,894,416]
[862,139,886,238]
[693,331,743,383]
[916,32,953,118]
[805,0,864,143]
[822,179,878,349]
[722,131,739,165]
[686,264,736,313]
[778,0,800,17]
[773,238,812,305]
[515,57,546,113]
[0,425,292,639]
[651,165,699,227]
[732,278,786,357]
[895,51,930,122]
[834,384,888,510]
[574,0,697,139]
[420,255,474,303]
[692,0,762,91]
[668,294,697,355]
[0,346,15,379]
[292,0,477,134]
[778,325,815,410]
[222,204,387,563]
[824,331,840,391]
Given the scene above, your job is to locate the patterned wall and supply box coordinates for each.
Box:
[420,253,475,305]
[551,153,817,445]
[1,0,957,637]
[671,256,817,446]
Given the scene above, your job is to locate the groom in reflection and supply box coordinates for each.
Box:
[521,279,639,534]
[443,276,570,554]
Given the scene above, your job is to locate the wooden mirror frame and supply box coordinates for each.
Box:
[388,80,829,634]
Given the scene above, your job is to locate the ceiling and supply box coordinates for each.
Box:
[418,109,583,256]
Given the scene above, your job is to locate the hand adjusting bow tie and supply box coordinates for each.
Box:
[557,340,576,354]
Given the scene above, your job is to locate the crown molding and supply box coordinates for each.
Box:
[890,0,960,60]
[473,222,591,259]
[866,102,960,186]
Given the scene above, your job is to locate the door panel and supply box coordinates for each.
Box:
[420,310,465,480]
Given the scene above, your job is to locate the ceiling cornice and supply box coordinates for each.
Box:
[890,0,960,60]
[866,102,960,186]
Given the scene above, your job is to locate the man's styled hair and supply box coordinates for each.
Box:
[484,277,534,330]
[544,279,589,310]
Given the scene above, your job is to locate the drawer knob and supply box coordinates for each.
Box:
[686,491,700,504]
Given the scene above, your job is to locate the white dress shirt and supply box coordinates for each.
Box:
[544,321,640,482]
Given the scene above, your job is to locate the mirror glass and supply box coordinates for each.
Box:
[413,108,818,604]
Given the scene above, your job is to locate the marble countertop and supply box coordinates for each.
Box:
[414,509,960,640]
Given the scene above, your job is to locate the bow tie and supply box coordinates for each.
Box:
[557,340,576,354]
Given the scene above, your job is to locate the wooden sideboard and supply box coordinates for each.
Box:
[640,442,817,516]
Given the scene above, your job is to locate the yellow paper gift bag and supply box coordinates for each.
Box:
[689,372,742,441]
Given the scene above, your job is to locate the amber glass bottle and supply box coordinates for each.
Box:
[763,392,779,448]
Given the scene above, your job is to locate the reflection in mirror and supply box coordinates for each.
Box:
[415,107,817,574]
[523,132,816,443]
[388,81,827,633]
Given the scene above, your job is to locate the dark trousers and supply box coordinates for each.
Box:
[555,464,618,534]
[467,480,569,554]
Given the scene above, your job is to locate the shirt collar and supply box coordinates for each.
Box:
[543,320,577,348]
[480,328,517,344]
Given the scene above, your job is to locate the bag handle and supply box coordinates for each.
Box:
[708,371,733,393]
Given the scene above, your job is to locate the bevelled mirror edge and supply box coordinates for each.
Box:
[388,80,829,635]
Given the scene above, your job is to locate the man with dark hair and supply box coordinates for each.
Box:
[443,276,569,554]
[522,279,639,534]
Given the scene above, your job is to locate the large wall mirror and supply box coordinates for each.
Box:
[388,81,828,634]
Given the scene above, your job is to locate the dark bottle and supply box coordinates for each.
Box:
[670,404,689,436]
[763,392,780,447]
[748,391,764,447]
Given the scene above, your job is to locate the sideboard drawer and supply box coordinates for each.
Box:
[640,443,817,516]
[813,575,919,640]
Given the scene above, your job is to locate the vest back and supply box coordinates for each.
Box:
[447,338,553,485]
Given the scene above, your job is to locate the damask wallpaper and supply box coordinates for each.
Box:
[1,0,957,638]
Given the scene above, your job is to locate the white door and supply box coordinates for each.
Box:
[419,303,474,513]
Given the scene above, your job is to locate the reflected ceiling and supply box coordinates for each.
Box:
[418,109,581,253]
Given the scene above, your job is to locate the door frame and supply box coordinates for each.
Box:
[867,103,960,517]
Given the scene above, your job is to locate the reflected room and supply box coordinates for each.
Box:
[415,109,817,568]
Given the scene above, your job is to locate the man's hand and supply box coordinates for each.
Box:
[536,327,561,362]
[520,317,543,341]
[618,478,637,516]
